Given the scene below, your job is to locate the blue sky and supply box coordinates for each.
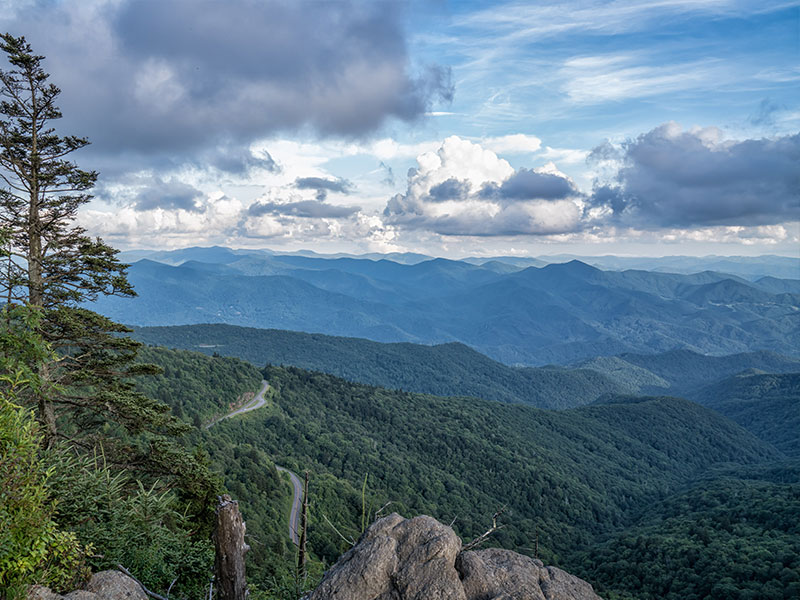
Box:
[1,0,798,257]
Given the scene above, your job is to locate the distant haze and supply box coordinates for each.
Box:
[94,247,800,366]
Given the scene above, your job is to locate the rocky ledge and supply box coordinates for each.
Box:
[28,571,146,600]
[308,513,602,600]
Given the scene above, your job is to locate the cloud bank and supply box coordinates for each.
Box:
[2,0,453,160]
[590,123,800,228]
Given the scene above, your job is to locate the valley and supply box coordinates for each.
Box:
[132,311,799,599]
[117,247,799,598]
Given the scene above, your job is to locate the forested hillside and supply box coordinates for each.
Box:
[578,462,800,599]
[135,346,263,426]
[690,372,800,457]
[608,349,800,395]
[122,344,800,598]
[197,364,776,589]
[133,324,625,408]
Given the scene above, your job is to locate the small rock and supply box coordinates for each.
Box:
[27,585,65,600]
[85,571,147,600]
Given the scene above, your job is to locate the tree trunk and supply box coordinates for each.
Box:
[213,494,249,600]
[37,361,57,445]
[297,471,309,582]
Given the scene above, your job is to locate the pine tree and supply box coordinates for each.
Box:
[0,34,217,520]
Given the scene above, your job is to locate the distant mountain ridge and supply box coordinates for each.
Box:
[578,348,800,395]
[120,246,799,279]
[93,247,800,365]
[131,323,800,412]
[132,323,626,409]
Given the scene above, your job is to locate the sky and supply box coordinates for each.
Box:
[1,0,798,258]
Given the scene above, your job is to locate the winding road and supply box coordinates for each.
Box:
[276,466,302,546]
[204,380,270,429]
[203,379,303,546]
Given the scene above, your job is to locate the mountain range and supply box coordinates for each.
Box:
[119,246,800,279]
[94,247,800,365]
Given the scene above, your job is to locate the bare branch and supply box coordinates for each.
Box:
[116,565,185,600]
[321,512,356,547]
[461,505,508,553]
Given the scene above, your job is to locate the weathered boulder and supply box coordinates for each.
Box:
[27,586,64,600]
[84,571,147,600]
[308,514,602,600]
[27,571,145,600]
[309,513,466,600]
[458,548,602,600]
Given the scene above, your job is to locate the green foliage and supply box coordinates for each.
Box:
[44,447,214,599]
[577,462,800,599]
[132,323,625,409]
[0,304,88,596]
[0,392,89,597]
[134,345,263,425]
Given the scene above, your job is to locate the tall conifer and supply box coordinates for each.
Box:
[0,35,216,520]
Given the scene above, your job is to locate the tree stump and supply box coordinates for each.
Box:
[214,495,249,600]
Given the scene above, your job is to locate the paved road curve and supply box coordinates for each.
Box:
[275,466,302,546]
[204,380,269,429]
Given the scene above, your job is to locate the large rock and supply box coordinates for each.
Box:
[27,571,146,600]
[458,548,602,600]
[308,514,602,600]
[84,571,147,600]
[309,513,466,600]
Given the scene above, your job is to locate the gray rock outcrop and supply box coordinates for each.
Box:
[28,586,65,600]
[27,570,147,600]
[85,571,147,600]
[308,514,602,600]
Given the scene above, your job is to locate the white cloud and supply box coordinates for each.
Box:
[384,136,586,236]
[537,146,590,164]
[456,1,763,40]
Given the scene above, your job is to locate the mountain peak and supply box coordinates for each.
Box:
[546,259,602,274]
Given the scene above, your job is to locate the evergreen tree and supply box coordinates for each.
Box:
[0,35,217,520]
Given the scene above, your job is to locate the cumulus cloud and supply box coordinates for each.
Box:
[590,122,800,228]
[480,168,578,201]
[3,0,453,159]
[384,136,585,236]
